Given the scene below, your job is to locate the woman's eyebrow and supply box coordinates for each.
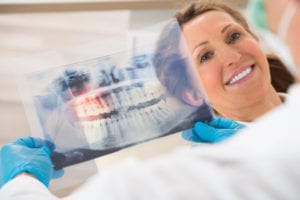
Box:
[192,24,232,54]
[193,41,208,54]
[221,24,232,34]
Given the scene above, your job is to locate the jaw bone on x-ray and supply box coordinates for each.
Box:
[19,19,213,170]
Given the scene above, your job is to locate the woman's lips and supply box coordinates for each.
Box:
[225,64,255,86]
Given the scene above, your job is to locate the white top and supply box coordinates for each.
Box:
[1,85,300,200]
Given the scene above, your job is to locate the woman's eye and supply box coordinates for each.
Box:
[227,32,240,44]
[200,51,214,63]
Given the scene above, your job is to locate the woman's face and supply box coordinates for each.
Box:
[182,11,271,114]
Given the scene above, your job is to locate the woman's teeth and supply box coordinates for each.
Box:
[228,67,252,85]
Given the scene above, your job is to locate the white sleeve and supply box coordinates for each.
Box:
[0,174,58,200]
[1,146,300,199]
[68,147,300,200]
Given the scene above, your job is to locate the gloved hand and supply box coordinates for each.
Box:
[182,117,246,143]
[0,137,64,188]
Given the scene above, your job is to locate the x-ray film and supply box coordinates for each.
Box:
[18,19,213,169]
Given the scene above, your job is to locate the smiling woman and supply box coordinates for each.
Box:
[181,10,279,122]
[154,0,294,123]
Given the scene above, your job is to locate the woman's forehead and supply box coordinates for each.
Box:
[182,11,238,32]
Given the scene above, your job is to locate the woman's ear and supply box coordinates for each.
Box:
[181,90,204,106]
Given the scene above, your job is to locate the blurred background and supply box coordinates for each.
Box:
[0,0,248,197]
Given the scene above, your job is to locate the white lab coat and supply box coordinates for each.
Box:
[1,84,300,200]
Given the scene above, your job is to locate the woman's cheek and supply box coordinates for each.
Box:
[199,70,219,95]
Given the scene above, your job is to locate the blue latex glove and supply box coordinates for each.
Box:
[182,117,245,143]
[0,137,64,187]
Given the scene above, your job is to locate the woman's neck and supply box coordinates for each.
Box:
[217,88,283,122]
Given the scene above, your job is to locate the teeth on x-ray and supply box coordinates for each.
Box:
[77,79,188,149]
[22,22,214,170]
[32,50,206,153]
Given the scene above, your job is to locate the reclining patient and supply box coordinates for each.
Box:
[153,0,294,143]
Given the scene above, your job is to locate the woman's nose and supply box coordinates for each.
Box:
[217,45,241,67]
